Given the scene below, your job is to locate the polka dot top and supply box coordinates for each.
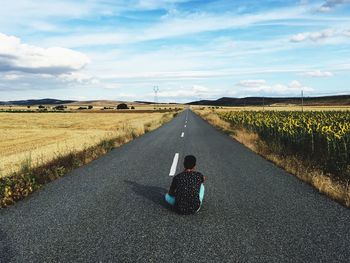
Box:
[168,170,204,214]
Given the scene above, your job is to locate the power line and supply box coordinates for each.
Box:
[301,89,304,113]
[153,86,159,104]
[263,96,265,111]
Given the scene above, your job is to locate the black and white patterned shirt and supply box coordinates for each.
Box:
[169,170,204,214]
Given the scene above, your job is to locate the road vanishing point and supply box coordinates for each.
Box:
[1,109,349,262]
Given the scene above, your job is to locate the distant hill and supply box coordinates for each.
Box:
[0,99,166,107]
[66,100,124,106]
[67,100,160,106]
[0,99,171,107]
[0,98,76,106]
[134,101,155,104]
[188,95,350,106]
[134,101,180,105]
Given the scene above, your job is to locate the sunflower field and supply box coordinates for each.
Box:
[219,111,350,181]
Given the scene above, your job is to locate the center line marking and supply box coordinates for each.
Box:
[169,153,179,176]
[184,125,187,128]
[181,132,184,137]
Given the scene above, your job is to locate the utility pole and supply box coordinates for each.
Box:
[301,89,304,113]
[153,86,159,104]
[263,96,265,111]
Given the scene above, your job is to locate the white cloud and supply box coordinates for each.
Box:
[290,29,336,42]
[136,0,190,10]
[101,83,122,90]
[40,7,305,48]
[102,70,232,81]
[237,80,313,95]
[59,72,98,84]
[303,70,334,77]
[317,0,350,12]
[0,0,192,33]
[237,79,267,88]
[309,29,335,41]
[318,6,332,12]
[0,33,89,74]
[2,73,21,80]
[115,92,136,99]
[343,30,350,37]
[290,33,308,42]
[0,0,129,21]
[29,21,58,32]
[154,85,222,101]
[0,2,347,101]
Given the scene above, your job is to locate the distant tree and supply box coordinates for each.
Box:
[78,106,87,110]
[130,106,135,109]
[54,105,65,111]
[117,103,129,110]
[27,106,31,109]
[38,105,45,109]
[88,105,93,109]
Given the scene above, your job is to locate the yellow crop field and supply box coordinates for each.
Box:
[194,108,350,206]
[219,110,350,179]
[0,112,168,177]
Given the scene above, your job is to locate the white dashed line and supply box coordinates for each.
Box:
[181,132,184,137]
[184,125,187,128]
[169,153,179,176]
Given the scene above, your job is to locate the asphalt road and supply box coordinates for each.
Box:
[1,109,350,262]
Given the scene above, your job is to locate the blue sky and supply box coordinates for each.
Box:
[0,0,350,102]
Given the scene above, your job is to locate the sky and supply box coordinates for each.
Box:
[0,0,350,102]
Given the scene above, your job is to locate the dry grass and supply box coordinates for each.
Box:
[0,112,169,177]
[194,108,350,208]
[0,111,176,207]
[231,128,259,151]
[257,142,350,207]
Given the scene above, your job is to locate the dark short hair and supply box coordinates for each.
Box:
[184,155,196,169]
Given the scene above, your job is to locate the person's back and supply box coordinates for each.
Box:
[171,170,204,214]
[165,155,206,214]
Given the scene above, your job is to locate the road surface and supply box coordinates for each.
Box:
[1,109,349,262]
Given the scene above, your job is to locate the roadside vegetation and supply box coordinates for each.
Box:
[194,107,350,207]
[0,111,178,207]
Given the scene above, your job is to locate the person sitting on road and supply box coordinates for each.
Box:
[165,155,206,214]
